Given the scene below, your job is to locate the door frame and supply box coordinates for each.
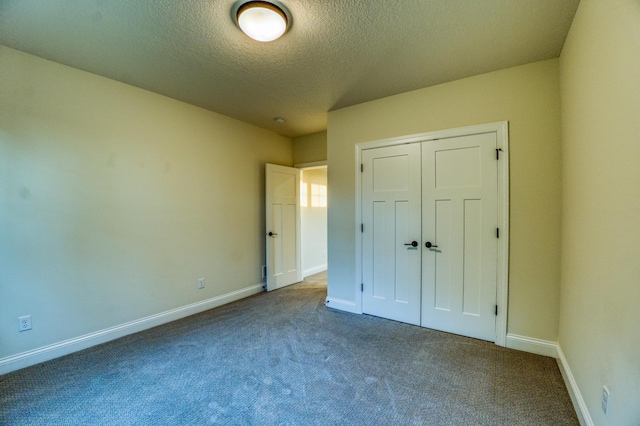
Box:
[354,121,509,346]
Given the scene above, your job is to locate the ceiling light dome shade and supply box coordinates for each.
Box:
[235,1,290,42]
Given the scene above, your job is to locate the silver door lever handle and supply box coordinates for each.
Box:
[268,232,278,237]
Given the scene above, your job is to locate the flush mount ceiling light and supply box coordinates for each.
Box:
[233,1,291,42]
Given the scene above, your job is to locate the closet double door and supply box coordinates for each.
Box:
[361,132,498,341]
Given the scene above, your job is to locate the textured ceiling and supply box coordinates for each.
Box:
[0,0,580,137]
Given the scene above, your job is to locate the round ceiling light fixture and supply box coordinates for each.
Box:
[233,1,291,42]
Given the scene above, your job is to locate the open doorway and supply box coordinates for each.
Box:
[300,166,327,278]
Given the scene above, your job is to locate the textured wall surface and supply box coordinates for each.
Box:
[0,46,292,360]
[558,0,640,424]
[293,132,327,165]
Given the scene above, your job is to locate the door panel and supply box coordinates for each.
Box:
[284,203,297,272]
[272,204,284,276]
[373,155,410,191]
[266,164,301,291]
[395,201,410,303]
[422,133,498,341]
[463,199,482,316]
[362,144,421,325]
[372,201,387,300]
[434,199,453,311]
[435,147,481,188]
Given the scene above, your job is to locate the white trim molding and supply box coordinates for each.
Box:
[494,121,510,346]
[325,297,359,314]
[294,161,327,169]
[505,336,591,424]
[303,264,327,277]
[0,283,265,375]
[506,333,558,358]
[557,345,594,426]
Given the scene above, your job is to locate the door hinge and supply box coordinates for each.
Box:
[361,223,364,233]
[495,305,498,316]
[496,148,503,160]
[361,163,364,172]
[361,283,364,292]
[496,228,500,238]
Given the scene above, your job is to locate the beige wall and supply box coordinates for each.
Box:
[327,59,562,342]
[0,46,292,360]
[559,0,640,424]
[293,131,327,165]
[301,168,328,276]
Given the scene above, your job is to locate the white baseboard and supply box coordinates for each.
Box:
[505,333,558,358]
[0,283,265,375]
[303,264,327,277]
[325,296,360,314]
[557,345,594,426]
[505,336,589,425]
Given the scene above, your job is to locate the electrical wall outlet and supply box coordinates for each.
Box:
[198,278,205,289]
[19,315,32,332]
[602,386,610,416]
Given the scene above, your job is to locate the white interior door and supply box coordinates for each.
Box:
[361,144,422,325]
[421,133,498,341]
[266,164,302,291]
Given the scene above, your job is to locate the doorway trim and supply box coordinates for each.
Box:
[294,160,327,169]
[354,121,509,346]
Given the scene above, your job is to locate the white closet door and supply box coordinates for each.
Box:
[421,133,498,341]
[361,144,422,325]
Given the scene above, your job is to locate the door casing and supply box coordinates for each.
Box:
[354,122,509,346]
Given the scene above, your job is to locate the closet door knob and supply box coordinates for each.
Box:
[425,242,438,248]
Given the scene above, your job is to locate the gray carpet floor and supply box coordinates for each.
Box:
[1,272,578,425]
